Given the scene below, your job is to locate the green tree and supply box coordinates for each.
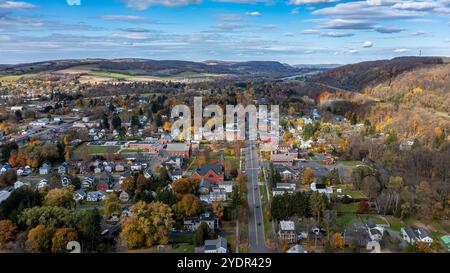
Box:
[193,222,215,246]
[310,191,327,222]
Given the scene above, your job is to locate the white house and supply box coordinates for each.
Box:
[37,179,49,190]
[39,163,52,175]
[401,227,433,245]
[14,180,30,189]
[204,236,228,253]
[310,183,333,195]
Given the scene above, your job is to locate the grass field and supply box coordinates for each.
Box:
[335,202,358,213]
[74,144,120,156]
[128,243,195,253]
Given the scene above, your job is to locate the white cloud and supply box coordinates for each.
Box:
[301,29,321,34]
[246,11,261,16]
[100,15,147,22]
[322,18,374,29]
[291,7,300,14]
[284,32,295,37]
[374,25,405,33]
[411,30,426,36]
[363,40,373,47]
[121,0,201,10]
[290,0,339,5]
[394,48,410,53]
[320,31,354,37]
[0,1,36,10]
[212,23,246,30]
[216,14,242,21]
[392,1,440,11]
[0,34,11,41]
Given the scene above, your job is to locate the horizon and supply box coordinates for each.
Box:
[0,0,449,64]
[0,54,447,66]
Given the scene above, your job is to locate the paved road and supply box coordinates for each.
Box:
[245,140,269,253]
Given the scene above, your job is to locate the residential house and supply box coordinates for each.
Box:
[200,190,228,203]
[192,164,224,183]
[58,163,69,175]
[163,156,183,170]
[310,183,333,195]
[61,176,72,187]
[0,190,12,204]
[96,172,114,191]
[14,180,30,189]
[37,179,49,190]
[276,182,296,191]
[272,188,294,196]
[119,190,132,202]
[286,244,307,253]
[278,221,297,243]
[366,220,384,241]
[401,227,434,245]
[184,213,220,231]
[82,176,95,189]
[73,189,87,202]
[39,163,52,175]
[203,236,228,253]
[115,164,126,172]
[171,170,183,180]
[86,191,107,202]
[0,163,11,174]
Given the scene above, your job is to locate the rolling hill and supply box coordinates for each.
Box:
[0,58,317,80]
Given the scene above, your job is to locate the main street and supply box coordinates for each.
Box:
[245,140,269,253]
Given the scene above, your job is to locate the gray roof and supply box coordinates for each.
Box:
[196,164,223,176]
[204,236,227,251]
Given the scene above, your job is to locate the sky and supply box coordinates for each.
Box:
[0,0,449,64]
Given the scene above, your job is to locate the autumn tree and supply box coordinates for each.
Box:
[0,220,17,245]
[302,167,315,185]
[330,232,344,250]
[236,173,248,194]
[172,178,200,196]
[27,225,55,253]
[212,202,224,219]
[51,228,78,253]
[44,186,75,209]
[120,201,174,249]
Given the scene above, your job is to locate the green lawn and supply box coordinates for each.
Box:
[335,202,358,213]
[74,145,120,156]
[88,71,134,80]
[333,185,367,200]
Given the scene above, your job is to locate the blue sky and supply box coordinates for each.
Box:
[0,0,449,64]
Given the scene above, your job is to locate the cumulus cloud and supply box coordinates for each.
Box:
[0,1,37,10]
[363,40,373,47]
